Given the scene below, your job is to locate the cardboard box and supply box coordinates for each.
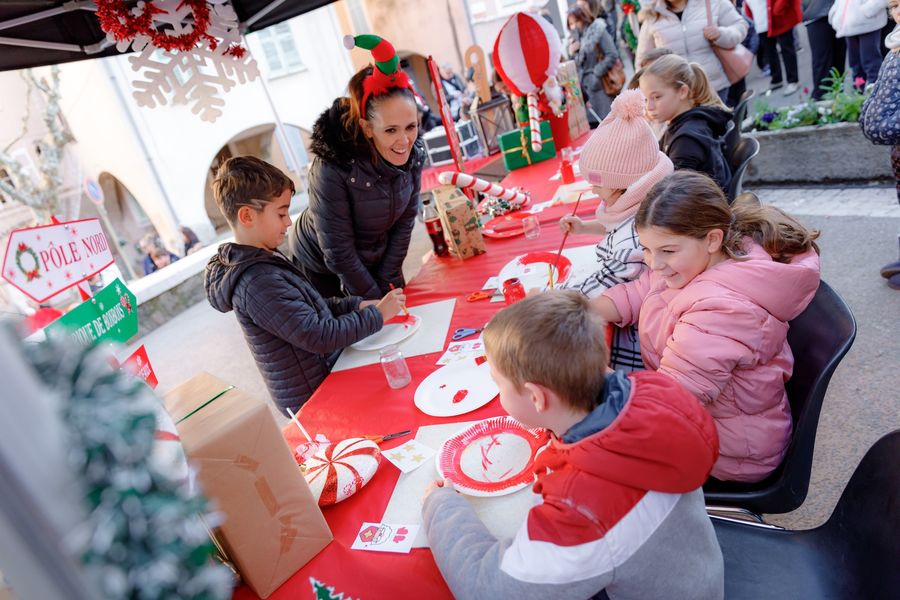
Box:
[497,121,556,171]
[432,185,486,260]
[164,373,332,598]
[558,60,591,139]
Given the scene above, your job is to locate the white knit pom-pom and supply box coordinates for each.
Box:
[342,35,356,50]
[609,90,646,120]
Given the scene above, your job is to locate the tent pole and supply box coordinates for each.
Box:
[242,35,304,189]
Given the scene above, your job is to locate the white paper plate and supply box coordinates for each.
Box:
[497,251,573,291]
[414,358,498,417]
[435,416,550,497]
[351,314,421,351]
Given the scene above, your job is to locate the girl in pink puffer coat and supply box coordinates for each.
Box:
[593,171,821,482]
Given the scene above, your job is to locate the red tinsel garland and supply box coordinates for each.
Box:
[95,0,245,56]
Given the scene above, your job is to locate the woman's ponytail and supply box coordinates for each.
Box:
[726,193,820,263]
[688,63,729,111]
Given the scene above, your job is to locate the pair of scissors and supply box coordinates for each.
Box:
[452,327,483,341]
[466,289,496,302]
[363,430,412,444]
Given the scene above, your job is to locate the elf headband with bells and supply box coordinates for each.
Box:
[343,34,414,119]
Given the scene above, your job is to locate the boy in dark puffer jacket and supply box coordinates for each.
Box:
[204,157,406,414]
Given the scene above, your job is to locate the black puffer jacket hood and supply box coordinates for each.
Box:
[309,98,372,166]
[669,106,731,138]
[288,99,426,299]
[206,242,276,312]
[204,242,382,412]
[662,106,732,192]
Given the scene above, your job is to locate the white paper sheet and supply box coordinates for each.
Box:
[380,421,536,548]
[333,298,457,372]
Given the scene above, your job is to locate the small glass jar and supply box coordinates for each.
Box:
[502,278,527,305]
[379,344,412,389]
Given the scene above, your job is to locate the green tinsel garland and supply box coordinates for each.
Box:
[20,333,233,599]
[622,1,641,52]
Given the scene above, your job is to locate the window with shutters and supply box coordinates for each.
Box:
[258,23,305,78]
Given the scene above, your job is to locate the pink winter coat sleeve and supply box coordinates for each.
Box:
[603,270,653,326]
[657,294,768,405]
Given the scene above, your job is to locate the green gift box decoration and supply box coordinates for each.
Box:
[498,120,556,171]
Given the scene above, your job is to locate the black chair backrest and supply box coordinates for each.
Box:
[726,136,760,203]
[733,89,754,129]
[704,281,857,513]
[825,430,900,596]
[724,90,753,163]
[724,117,740,164]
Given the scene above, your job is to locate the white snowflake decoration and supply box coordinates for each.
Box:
[110,0,259,122]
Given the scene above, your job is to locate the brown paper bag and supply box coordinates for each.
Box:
[164,373,332,598]
[432,185,486,260]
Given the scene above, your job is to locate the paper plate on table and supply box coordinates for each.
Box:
[302,437,381,506]
[414,358,499,417]
[351,314,421,351]
[436,416,549,497]
[482,213,529,239]
[498,251,573,289]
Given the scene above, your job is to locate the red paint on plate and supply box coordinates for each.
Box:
[438,417,549,496]
[452,389,469,404]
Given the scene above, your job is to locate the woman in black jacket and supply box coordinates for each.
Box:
[288,34,426,299]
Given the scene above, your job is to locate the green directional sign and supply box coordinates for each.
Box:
[46,278,138,346]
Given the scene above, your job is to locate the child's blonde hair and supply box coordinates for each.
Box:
[636,171,820,263]
[643,54,730,112]
[483,291,608,412]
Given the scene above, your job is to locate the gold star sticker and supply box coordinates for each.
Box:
[411,454,425,463]
[389,452,405,462]
[403,443,417,452]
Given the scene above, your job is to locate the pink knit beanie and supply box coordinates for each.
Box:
[579,90,663,188]
[578,90,673,227]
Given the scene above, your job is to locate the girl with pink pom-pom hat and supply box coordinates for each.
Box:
[559,89,673,371]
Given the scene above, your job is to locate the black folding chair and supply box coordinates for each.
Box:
[724,89,754,164]
[704,281,857,517]
[725,136,760,203]
[712,429,900,599]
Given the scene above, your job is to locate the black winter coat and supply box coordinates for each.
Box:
[205,243,382,413]
[661,106,733,192]
[288,98,426,300]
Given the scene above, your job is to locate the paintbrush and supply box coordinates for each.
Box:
[550,192,584,289]
[388,283,411,323]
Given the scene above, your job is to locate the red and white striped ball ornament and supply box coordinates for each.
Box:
[302,437,381,506]
[492,11,562,97]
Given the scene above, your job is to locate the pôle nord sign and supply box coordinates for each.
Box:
[1,218,115,303]
[45,278,138,347]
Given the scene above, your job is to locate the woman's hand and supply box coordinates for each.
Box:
[559,215,585,234]
[375,288,406,321]
[423,478,454,501]
[703,25,721,43]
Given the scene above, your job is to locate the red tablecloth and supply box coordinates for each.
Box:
[233,135,596,600]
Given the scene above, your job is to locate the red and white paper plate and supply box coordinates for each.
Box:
[498,251,573,289]
[414,358,499,417]
[482,213,530,239]
[302,438,381,506]
[351,314,421,351]
[436,416,550,497]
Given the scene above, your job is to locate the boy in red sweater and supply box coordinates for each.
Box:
[423,291,723,598]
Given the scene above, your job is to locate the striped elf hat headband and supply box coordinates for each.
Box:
[343,34,414,118]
